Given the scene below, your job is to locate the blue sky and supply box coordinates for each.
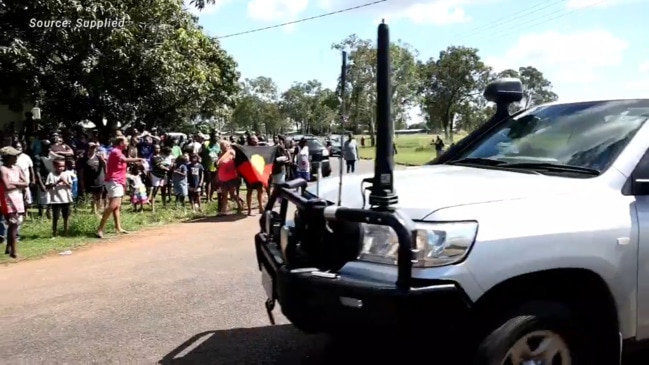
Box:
[187,0,648,122]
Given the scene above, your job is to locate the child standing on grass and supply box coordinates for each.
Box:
[127,165,149,212]
[187,153,204,212]
[66,159,78,211]
[46,159,73,237]
[172,155,188,207]
[0,146,28,258]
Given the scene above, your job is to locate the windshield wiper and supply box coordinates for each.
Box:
[447,157,507,166]
[499,162,601,176]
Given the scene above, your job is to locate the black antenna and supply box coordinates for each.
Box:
[337,51,347,206]
[368,22,398,208]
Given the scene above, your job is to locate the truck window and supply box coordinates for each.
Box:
[456,100,649,172]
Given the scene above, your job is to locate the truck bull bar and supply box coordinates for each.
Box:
[259,177,417,291]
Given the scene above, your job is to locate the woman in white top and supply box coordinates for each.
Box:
[13,141,34,206]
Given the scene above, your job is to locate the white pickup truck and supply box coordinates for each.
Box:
[256,75,649,364]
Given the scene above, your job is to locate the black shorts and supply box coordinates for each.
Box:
[221,178,241,190]
[203,169,213,183]
[51,203,71,219]
[245,181,263,190]
[88,185,104,194]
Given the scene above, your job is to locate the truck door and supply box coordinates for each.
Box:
[630,147,649,339]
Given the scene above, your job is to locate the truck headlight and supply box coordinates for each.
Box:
[322,149,329,156]
[358,221,478,267]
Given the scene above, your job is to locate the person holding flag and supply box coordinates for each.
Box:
[232,136,277,216]
[216,140,243,216]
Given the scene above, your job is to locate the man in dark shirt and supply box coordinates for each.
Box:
[33,140,55,218]
[49,133,74,160]
[137,136,155,162]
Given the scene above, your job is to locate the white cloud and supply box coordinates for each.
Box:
[565,0,630,9]
[487,30,628,85]
[247,0,309,21]
[385,0,471,25]
[639,61,649,73]
[184,0,229,15]
[626,61,649,98]
[323,0,475,25]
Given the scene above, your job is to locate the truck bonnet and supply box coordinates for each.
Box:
[312,164,582,219]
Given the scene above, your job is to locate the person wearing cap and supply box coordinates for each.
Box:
[96,136,145,239]
[0,146,28,258]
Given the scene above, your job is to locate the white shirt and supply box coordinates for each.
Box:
[189,141,202,154]
[46,170,74,204]
[16,153,33,182]
[296,146,310,172]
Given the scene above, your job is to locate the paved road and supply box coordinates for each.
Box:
[0,159,646,364]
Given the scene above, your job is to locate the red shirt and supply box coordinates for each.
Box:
[105,147,127,185]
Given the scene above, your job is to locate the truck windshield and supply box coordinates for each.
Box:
[449,99,649,173]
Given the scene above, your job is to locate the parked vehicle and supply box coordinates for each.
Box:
[327,135,342,157]
[165,132,187,144]
[252,23,649,365]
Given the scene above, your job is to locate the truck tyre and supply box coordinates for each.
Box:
[474,301,585,365]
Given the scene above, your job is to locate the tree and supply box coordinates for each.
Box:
[332,34,419,145]
[419,46,491,141]
[0,0,240,138]
[278,80,338,135]
[231,77,288,135]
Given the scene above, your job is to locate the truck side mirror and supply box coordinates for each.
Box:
[483,78,524,105]
[483,78,525,125]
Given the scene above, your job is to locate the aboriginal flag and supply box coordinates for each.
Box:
[233,144,278,188]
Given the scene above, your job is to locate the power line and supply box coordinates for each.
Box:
[215,0,388,39]
[449,0,565,42]
[466,0,607,44]
[452,0,565,45]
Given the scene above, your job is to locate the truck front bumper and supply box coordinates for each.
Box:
[255,232,473,332]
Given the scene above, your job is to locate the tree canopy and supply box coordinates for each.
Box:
[227,33,558,144]
[0,0,240,138]
[1,3,558,140]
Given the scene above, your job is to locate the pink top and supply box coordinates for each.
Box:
[218,151,238,182]
[0,166,25,215]
[105,147,127,185]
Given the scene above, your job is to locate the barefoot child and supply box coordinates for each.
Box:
[46,159,73,237]
[172,155,188,207]
[0,146,28,258]
[127,165,149,212]
[187,153,204,212]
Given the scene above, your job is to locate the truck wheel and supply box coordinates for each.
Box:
[474,301,585,365]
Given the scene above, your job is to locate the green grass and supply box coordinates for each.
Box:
[1,194,228,264]
[357,132,468,166]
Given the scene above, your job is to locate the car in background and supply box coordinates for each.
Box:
[165,132,188,144]
[327,135,342,156]
[292,135,331,180]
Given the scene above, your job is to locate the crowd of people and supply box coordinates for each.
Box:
[0,125,329,258]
